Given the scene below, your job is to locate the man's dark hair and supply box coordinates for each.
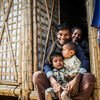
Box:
[57,23,71,33]
[63,41,77,52]
[50,53,64,63]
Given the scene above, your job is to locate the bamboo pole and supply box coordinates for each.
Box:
[5,23,18,80]
[21,0,33,99]
[0,81,19,85]
[86,0,100,99]
[44,0,50,20]
[21,0,29,99]
[39,4,43,70]
[0,85,21,96]
[33,0,38,72]
[51,28,54,42]
[18,3,22,84]
[27,0,33,91]
[42,0,55,70]
[58,0,60,24]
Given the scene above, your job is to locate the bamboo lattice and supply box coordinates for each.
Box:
[0,0,60,98]
[0,0,22,84]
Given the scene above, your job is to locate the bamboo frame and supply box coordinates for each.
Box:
[30,91,38,100]
[1,0,18,81]
[86,0,100,100]
[42,0,55,70]
[5,23,18,80]
[0,0,13,44]
[27,0,33,91]
[33,0,38,72]
[21,0,33,99]
[0,0,60,99]
[0,85,21,96]
[38,3,43,70]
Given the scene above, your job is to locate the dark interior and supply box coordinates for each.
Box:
[60,0,88,40]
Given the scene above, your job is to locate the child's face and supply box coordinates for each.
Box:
[52,56,64,69]
[62,45,74,59]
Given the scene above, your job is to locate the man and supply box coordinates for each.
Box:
[33,23,96,100]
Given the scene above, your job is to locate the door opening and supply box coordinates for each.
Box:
[60,0,88,40]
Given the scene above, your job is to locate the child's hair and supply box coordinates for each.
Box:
[50,53,64,63]
[63,41,77,52]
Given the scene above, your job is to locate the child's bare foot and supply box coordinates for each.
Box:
[61,91,72,100]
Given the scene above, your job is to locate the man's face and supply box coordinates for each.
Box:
[72,29,82,42]
[57,29,71,45]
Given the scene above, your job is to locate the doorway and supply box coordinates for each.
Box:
[60,0,88,40]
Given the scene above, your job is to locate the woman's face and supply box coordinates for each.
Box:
[57,29,71,45]
[72,29,82,42]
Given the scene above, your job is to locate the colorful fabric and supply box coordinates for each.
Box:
[64,55,81,77]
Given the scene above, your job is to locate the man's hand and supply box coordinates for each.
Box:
[65,73,83,96]
[49,76,63,99]
[49,76,64,92]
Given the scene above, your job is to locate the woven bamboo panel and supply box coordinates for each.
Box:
[33,0,59,70]
[0,0,22,84]
[0,0,59,85]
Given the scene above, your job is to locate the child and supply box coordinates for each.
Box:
[45,42,81,100]
[61,41,81,100]
[62,41,81,80]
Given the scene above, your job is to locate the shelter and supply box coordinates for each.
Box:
[0,0,100,99]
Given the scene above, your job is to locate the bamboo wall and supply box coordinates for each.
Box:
[86,0,100,100]
[0,0,60,99]
[0,0,22,85]
[32,0,60,71]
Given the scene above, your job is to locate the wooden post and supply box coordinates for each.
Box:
[33,0,38,72]
[27,0,33,91]
[21,0,33,99]
[86,0,100,100]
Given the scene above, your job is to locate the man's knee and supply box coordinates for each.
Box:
[33,71,44,83]
[83,73,96,83]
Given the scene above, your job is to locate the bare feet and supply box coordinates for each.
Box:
[61,91,72,100]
